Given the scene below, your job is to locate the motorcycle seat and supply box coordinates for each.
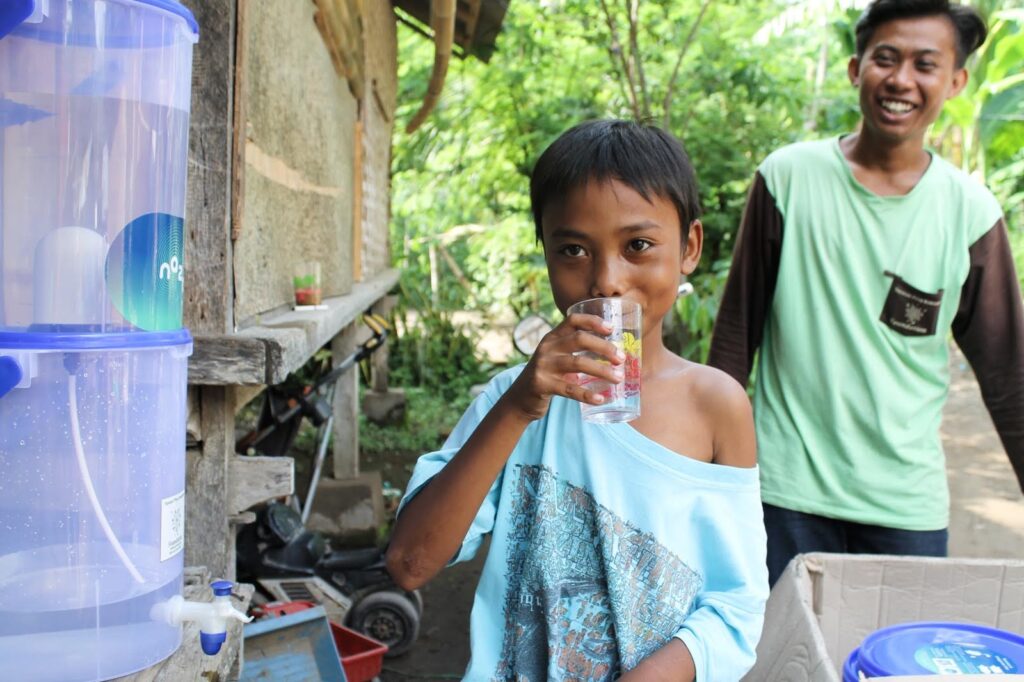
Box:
[318,547,383,571]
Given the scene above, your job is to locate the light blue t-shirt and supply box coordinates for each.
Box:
[399,366,769,681]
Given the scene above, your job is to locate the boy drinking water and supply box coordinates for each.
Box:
[386,120,768,681]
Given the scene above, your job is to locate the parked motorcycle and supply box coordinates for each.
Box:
[234,313,422,656]
[236,500,422,656]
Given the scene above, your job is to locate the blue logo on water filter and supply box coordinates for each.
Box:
[105,213,185,331]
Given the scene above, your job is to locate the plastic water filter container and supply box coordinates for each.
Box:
[0,1,199,680]
[843,621,1024,680]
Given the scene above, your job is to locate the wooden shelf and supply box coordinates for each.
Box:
[189,268,399,386]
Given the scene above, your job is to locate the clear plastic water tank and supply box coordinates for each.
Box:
[0,332,192,681]
[0,1,199,679]
[0,0,198,333]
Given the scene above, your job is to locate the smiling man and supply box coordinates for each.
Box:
[709,0,1024,586]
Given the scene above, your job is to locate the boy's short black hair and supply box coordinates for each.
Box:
[529,119,701,242]
[855,0,987,69]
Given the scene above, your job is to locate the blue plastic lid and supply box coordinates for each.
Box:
[0,355,23,400]
[210,580,233,597]
[2,0,198,46]
[133,0,199,35]
[855,621,1024,677]
[0,0,33,41]
[0,327,192,351]
[842,647,861,682]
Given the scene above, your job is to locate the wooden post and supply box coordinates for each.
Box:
[180,0,238,581]
[371,295,397,393]
[182,0,236,335]
[185,387,236,579]
[331,323,360,480]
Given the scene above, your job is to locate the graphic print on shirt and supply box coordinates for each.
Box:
[494,464,702,681]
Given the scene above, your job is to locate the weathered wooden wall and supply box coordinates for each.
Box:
[182,0,235,335]
[232,0,358,326]
[177,0,400,585]
[360,1,397,279]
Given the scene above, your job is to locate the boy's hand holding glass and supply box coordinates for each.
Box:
[567,297,642,423]
[505,304,627,422]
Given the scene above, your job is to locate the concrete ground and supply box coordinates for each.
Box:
[378,347,1024,680]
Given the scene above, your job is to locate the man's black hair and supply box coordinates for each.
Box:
[855,0,987,69]
[529,119,701,242]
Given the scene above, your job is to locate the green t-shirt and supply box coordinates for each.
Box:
[755,137,1003,530]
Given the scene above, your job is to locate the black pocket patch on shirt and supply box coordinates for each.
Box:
[880,271,943,337]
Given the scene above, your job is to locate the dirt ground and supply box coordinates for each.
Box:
[367,346,1024,681]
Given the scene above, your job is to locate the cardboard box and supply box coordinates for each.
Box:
[744,553,1024,681]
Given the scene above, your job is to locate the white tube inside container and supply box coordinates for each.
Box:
[69,373,145,584]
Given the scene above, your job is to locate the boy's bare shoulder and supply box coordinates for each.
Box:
[668,360,755,467]
[671,360,750,411]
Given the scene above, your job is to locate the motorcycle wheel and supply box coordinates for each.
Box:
[406,588,424,616]
[347,589,420,657]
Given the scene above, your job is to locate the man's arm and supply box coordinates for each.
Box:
[952,217,1024,491]
[706,171,784,387]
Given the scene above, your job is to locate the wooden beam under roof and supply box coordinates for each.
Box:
[393,0,509,63]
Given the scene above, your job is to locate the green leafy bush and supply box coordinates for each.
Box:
[359,386,472,455]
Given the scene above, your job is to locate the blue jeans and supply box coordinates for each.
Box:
[763,503,948,586]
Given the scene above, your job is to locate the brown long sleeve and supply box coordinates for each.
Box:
[952,217,1024,491]
[707,172,785,388]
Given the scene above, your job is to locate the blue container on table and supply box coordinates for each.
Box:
[843,621,1024,680]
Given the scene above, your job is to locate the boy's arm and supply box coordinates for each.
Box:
[706,171,784,388]
[619,639,695,682]
[386,313,625,591]
[952,217,1024,492]
[385,393,533,590]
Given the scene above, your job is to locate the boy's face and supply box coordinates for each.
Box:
[848,14,968,147]
[540,178,701,339]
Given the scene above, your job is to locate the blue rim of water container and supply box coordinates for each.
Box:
[846,621,1024,679]
[0,0,198,44]
[0,327,192,350]
[842,646,860,682]
[133,0,199,34]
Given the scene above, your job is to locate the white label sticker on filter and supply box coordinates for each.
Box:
[160,490,186,561]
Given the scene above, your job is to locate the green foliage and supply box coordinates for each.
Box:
[932,7,1024,200]
[665,266,730,364]
[389,0,1024,383]
[392,0,819,361]
[388,277,492,401]
[359,386,472,455]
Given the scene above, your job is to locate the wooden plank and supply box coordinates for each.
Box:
[189,334,267,385]
[181,0,236,335]
[229,0,249,242]
[185,387,235,580]
[115,568,254,681]
[228,455,295,514]
[186,387,202,445]
[190,268,399,386]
